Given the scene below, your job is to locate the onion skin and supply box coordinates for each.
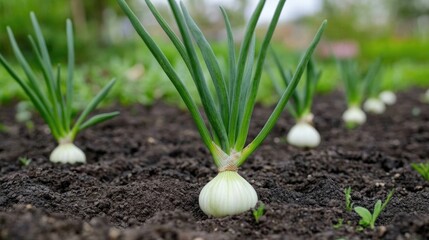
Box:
[287,122,321,148]
[379,91,396,105]
[199,171,258,217]
[364,98,386,114]
[50,143,86,164]
[342,106,366,128]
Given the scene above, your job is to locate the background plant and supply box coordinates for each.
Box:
[268,53,322,148]
[411,162,429,181]
[0,13,118,164]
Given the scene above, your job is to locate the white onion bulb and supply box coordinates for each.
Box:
[363,98,386,114]
[287,122,321,148]
[379,91,396,105]
[342,106,366,128]
[50,143,86,164]
[199,171,258,217]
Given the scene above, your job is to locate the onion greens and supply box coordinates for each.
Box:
[268,53,322,148]
[338,59,381,128]
[117,0,327,217]
[362,59,385,114]
[0,13,119,164]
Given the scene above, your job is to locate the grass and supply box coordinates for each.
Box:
[1,41,428,108]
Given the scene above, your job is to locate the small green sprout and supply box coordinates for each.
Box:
[354,189,394,229]
[333,218,344,229]
[18,157,32,166]
[252,202,265,223]
[344,187,353,212]
[411,162,429,181]
[0,123,7,133]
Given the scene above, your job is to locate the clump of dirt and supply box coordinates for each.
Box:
[0,89,428,240]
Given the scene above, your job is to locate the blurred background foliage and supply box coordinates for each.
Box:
[0,0,428,107]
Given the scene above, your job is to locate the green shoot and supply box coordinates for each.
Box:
[354,189,394,229]
[339,59,382,107]
[363,59,382,99]
[269,53,321,122]
[0,13,119,163]
[333,218,344,229]
[344,187,353,212]
[253,202,265,223]
[411,162,429,181]
[18,157,32,166]
[117,0,327,169]
[0,123,7,133]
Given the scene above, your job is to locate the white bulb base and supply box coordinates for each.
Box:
[379,91,396,105]
[50,142,86,164]
[342,106,366,128]
[199,171,258,217]
[363,98,386,114]
[424,89,429,103]
[287,122,321,148]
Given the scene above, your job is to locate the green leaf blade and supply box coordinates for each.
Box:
[71,79,117,138]
[79,112,120,131]
[239,20,327,165]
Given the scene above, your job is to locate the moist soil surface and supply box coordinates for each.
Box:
[0,89,428,240]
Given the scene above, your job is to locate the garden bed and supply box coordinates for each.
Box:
[0,89,428,240]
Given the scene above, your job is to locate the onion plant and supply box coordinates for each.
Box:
[338,60,366,128]
[339,59,381,128]
[424,89,429,103]
[0,13,118,164]
[268,53,321,148]
[118,0,327,217]
[379,90,396,106]
[362,59,385,114]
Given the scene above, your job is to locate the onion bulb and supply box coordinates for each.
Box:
[199,171,258,217]
[363,98,386,114]
[425,89,429,103]
[50,142,86,164]
[379,91,396,105]
[287,122,321,148]
[342,106,366,128]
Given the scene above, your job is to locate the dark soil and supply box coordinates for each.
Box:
[0,89,428,240]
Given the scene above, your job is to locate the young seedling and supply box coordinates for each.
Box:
[354,189,394,229]
[333,218,344,229]
[253,202,265,223]
[118,0,327,217]
[268,53,322,148]
[0,13,118,164]
[362,59,385,114]
[344,187,354,212]
[18,157,32,166]
[411,162,429,181]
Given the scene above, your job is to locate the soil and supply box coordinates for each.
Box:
[0,89,428,240]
